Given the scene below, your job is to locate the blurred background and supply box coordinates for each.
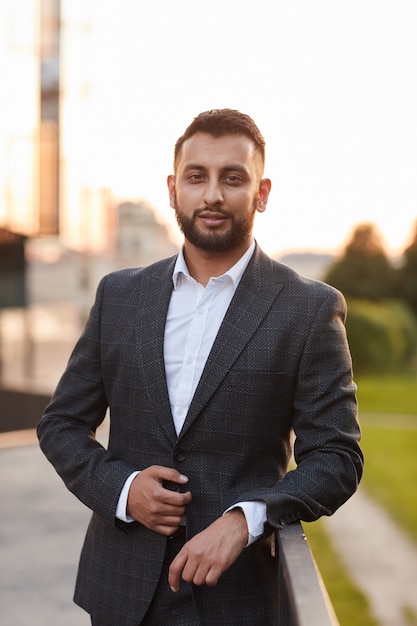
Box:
[0,0,416,392]
[0,1,416,625]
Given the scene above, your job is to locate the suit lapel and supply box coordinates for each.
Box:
[178,246,284,438]
[135,256,178,447]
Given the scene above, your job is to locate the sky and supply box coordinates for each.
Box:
[79,0,417,258]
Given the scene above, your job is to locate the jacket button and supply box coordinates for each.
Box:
[175,451,186,462]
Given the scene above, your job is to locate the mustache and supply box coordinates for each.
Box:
[193,206,232,218]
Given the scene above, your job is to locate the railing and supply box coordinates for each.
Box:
[276,522,340,626]
[0,387,51,433]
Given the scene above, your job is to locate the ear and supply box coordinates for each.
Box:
[167,175,176,209]
[256,178,271,213]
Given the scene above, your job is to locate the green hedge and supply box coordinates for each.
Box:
[346,299,417,375]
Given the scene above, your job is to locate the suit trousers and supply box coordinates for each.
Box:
[90,536,201,626]
[141,536,201,625]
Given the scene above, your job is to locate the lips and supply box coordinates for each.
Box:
[198,210,229,227]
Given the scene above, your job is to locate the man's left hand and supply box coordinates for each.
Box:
[168,509,248,591]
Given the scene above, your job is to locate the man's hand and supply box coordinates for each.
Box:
[168,509,248,592]
[127,465,192,535]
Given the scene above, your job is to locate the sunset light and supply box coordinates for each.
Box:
[1,1,417,258]
[1,6,417,625]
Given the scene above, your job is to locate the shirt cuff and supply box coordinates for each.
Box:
[224,500,267,546]
[116,471,140,522]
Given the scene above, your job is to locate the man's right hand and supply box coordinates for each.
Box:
[127,466,192,536]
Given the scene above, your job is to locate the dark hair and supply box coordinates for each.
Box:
[174,109,266,170]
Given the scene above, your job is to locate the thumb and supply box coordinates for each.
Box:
[150,465,189,485]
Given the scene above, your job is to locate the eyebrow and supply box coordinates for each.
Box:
[183,163,249,174]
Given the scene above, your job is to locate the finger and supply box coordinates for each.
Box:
[130,470,190,507]
[178,550,219,587]
[127,476,189,528]
[168,550,188,592]
[167,514,247,588]
[150,466,189,486]
[204,566,221,587]
[176,557,220,588]
[154,523,183,537]
[161,489,192,508]
[185,562,211,587]
[153,514,183,526]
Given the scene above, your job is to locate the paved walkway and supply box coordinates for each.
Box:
[2,428,417,625]
[324,488,417,626]
[0,431,92,625]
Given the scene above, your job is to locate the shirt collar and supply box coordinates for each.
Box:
[172,240,256,291]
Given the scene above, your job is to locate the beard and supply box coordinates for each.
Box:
[174,197,257,252]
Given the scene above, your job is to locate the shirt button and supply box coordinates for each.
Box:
[185,356,192,365]
[198,308,204,316]
[176,406,184,416]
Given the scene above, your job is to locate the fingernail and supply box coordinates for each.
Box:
[179,474,188,482]
[170,585,177,592]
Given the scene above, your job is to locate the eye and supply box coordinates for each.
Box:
[223,175,242,184]
[187,173,205,182]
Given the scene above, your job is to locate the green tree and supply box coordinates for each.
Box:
[346,299,417,374]
[398,219,417,316]
[324,223,395,299]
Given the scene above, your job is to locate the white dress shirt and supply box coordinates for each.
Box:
[116,241,267,544]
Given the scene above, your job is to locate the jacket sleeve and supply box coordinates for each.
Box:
[37,275,137,526]
[241,287,363,530]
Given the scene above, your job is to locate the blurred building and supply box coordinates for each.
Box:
[0,0,176,257]
[0,1,177,391]
[0,0,60,237]
[27,200,178,308]
[0,1,41,236]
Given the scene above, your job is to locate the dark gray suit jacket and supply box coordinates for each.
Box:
[38,244,363,625]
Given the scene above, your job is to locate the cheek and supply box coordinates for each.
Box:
[229,190,257,210]
[176,187,202,207]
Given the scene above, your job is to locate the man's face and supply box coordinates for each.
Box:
[167,132,270,253]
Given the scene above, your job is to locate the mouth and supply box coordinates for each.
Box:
[198,210,229,228]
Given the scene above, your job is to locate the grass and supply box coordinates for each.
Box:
[302,373,417,624]
[356,373,417,541]
[359,420,417,542]
[303,519,378,626]
[356,373,417,415]
[403,605,417,625]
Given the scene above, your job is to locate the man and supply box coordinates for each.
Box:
[38,109,363,625]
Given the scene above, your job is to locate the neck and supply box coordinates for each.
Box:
[183,240,251,287]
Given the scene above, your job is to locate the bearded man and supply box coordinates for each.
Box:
[38,109,363,625]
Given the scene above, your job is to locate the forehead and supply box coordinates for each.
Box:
[176,132,259,172]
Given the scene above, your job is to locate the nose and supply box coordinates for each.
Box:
[203,179,223,206]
